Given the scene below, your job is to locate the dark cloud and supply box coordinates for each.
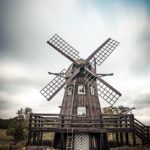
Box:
[131,28,150,75]
[0,99,15,111]
[0,78,41,94]
[133,94,150,109]
[0,0,150,123]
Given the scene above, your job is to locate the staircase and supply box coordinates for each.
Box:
[66,128,74,150]
[134,118,150,145]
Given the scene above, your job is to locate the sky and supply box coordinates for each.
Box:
[0,0,150,125]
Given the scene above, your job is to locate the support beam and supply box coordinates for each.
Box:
[120,132,123,146]
[132,132,136,146]
[116,133,119,146]
[125,132,129,145]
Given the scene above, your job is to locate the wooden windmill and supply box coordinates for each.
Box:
[40,34,121,150]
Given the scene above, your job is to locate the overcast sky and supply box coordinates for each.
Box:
[0,0,150,125]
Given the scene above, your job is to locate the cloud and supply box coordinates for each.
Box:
[132,87,150,109]
[0,0,150,126]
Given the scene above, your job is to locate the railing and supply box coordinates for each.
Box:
[134,118,150,144]
[28,113,150,146]
[29,113,134,131]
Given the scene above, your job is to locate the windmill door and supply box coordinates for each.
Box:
[74,133,89,150]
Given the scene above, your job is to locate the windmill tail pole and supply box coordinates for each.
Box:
[48,72,65,77]
[97,73,114,77]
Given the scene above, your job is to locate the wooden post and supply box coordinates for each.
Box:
[116,133,119,146]
[41,116,44,145]
[125,115,129,145]
[119,116,123,146]
[27,113,32,145]
[131,115,136,146]
[147,127,150,144]
[120,132,123,146]
[125,132,129,145]
[132,132,136,146]
[115,115,119,146]
[37,131,40,146]
[33,131,36,145]
[39,116,43,145]
[99,133,104,150]
[33,115,37,145]
[61,132,64,150]
[141,126,145,145]
[37,116,40,145]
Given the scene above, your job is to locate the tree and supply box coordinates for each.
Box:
[102,106,136,115]
[7,107,32,142]
[117,106,136,114]
[6,117,25,142]
[102,106,114,114]
[0,119,10,129]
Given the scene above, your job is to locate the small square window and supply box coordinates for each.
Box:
[67,86,72,95]
[77,107,86,116]
[90,86,95,95]
[78,85,85,94]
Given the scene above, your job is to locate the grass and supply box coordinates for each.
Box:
[43,132,54,140]
[0,129,13,150]
[0,129,27,150]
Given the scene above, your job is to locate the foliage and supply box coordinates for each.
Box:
[102,106,136,115]
[14,126,25,142]
[0,119,10,129]
[0,129,13,150]
[6,118,25,142]
[6,107,32,142]
[0,144,9,150]
[103,107,114,114]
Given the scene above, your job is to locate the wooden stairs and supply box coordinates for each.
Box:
[134,118,150,145]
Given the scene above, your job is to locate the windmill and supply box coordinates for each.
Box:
[40,34,121,150]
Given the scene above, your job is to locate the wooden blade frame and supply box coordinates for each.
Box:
[40,68,80,101]
[96,77,121,106]
[47,34,80,64]
[86,38,119,67]
[84,67,121,106]
[40,69,66,100]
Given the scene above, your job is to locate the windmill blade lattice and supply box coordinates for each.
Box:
[40,68,81,101]
[40,69,66,100]
[96,78,121,106]
[84,69,121,106]
[47,34,80,63]
[87,38,119,67]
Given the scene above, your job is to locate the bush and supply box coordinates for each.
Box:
[6,118,26,142]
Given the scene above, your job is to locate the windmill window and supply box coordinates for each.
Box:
[77,107,86,116]
[90,86,95,95]
[67,86,73,95]
[78,85,86,94]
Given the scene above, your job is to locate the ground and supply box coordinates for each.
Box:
[0,129,149,150]
[0,129,12,150]
[0,129,26,150]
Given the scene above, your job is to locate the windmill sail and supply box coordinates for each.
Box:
[40,69,66,100]
[47,34,80,64]
[86,38,119,67]
[84,67,121,106]
[96,77,121,106]
[40,68,80,101]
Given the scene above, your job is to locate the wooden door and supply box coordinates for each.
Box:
[74,133,89,150]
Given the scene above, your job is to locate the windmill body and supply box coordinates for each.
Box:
[40,34,121,150]
[60,59,101,119]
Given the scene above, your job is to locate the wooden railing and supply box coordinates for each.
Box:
[28,113,150,145]
[134,118,150,144]
[29,113,134,131]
